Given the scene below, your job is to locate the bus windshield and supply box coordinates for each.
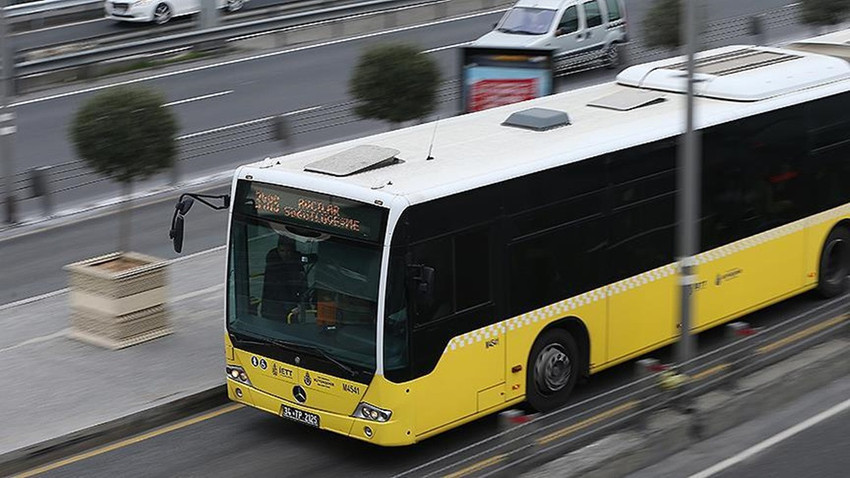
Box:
[227,181,387,373]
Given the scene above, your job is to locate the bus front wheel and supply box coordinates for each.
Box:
[526,328,579,412]
[817,227,850,298]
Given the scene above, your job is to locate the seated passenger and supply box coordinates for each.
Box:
[261,236,307,321]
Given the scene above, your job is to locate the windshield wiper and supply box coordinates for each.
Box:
[497,27,538,35]
[277,339,360,378]
[230,333,359,378]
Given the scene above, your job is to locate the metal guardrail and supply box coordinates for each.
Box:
[5,0,100,19]
[14,0,447,76]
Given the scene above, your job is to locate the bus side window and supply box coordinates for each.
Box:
[807,92,850,212]
[409,236,453,326]
[408,227,492,326]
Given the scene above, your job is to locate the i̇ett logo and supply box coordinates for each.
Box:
[304,371,312,386]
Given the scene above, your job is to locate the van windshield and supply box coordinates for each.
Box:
[498,7,557,35]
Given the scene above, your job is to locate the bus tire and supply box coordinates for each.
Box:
[817,227,850,298]
[526,328,579,412]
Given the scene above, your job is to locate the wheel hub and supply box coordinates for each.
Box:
[535,343,571,394]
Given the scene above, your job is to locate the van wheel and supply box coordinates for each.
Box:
[526,328,579,412]
[817,227,850,297]
[605,43,620,69]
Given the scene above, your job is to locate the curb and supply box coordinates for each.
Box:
[522,338,850,478]
[0,385,228,477]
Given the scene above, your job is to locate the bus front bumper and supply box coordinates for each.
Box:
[226,378,414,446]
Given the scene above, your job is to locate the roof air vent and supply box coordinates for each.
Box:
[503,108,570,131]
[304,144,401,177]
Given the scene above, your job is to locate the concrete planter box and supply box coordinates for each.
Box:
[64,252,171,349]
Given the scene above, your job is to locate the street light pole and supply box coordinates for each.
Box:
[677,0,700,368]
[0,0,17,224]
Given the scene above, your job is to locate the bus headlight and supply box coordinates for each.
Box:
[354,402,392,422]
[226,365,252,386]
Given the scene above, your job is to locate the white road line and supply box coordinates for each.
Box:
[9,7,507,108]
[172,284,223,302]
[176,104,322,140]
[422,41,470,54]
[10,17,106,36]
[162,90,233,107]
[0,329,71,354]
[689,396,850,478]
[0,288,68,311]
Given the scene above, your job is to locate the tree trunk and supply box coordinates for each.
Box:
[119,180,133,253]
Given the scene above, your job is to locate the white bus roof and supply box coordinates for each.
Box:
[240,43,850,208]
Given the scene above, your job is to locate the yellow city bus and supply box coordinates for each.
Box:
[173,43,850,446]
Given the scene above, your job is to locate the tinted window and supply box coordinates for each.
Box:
[701,105,808,250]
[807,92,850,212]
[509,218,606,316]
[605,0,621,21]
[608,141,677,281]
[409,236,454,327]
[455,228,490,310]
[583,0,603,28]
[558,6,579,34]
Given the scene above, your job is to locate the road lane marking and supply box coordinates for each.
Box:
[176,105,321,140]
[162,90,233,107]
[537,400,639,446]
[422,41,470,54]
[0,288,68,311]
[443,454,506,478]
[0,329,69,354]
[9,7,507,108]
[16,403,244,478]
[690,363,731,382]
[689,395,850,478]
[756,314,847,355]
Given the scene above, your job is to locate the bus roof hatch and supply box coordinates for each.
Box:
[304,145,401,177]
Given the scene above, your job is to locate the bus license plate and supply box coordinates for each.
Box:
[280,405,320,428]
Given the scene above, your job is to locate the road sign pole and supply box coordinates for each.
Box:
[677,0,701,368]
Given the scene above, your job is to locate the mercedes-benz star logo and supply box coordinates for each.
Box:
[293,385,307,403]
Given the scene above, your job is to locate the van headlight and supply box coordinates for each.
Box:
[353,402,392,422]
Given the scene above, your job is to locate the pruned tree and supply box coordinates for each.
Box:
[349,43,441,128]
[800,0,850,28]
[70,87,178,252]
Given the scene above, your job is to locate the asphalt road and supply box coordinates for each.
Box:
[628,373,850,478]
[26,290,842,478]
[10,0,301,51]
[5,0,800,221]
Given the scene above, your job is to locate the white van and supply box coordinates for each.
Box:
[105,0,247,25]
[473,0,628,72]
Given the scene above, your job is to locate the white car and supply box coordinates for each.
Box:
[105,0,247,25]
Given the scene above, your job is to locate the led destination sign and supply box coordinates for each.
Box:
[237,181,386,242]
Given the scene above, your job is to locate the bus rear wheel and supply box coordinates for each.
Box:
[817,227,850,298]
[526,328,579,412]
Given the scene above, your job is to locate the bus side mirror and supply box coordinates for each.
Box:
[170,215,185,253]
[177,197,194,215]
[406,264,436,307]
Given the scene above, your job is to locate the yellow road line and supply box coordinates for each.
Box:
[443,454,506,478]
[756,314,847,356]
[537,400,639,446]
[691,363,731,382]
[15,403,244,478]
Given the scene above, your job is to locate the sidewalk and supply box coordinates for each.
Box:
[0,246,228,458]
